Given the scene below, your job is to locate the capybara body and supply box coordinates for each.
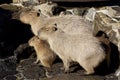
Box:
[20,10,93,36]
[38,25,106,74]
[41,15,92,34]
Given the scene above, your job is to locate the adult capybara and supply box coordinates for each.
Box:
[38,24,106,75]
[20,10,93,36]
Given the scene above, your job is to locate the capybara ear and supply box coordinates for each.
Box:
[37,12,40,17]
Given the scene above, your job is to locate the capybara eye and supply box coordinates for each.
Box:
[52,27,57,31]
[37,13,40,17]
[38,9,41,12]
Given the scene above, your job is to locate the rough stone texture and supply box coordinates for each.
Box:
[16,58,45,80]
[88,6,120,52]
[0,56,17,80]
[33,2,58,17]
[16,58,118,80]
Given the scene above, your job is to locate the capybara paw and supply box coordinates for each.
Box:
[84,71,94,75]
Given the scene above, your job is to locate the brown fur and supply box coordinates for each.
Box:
[28,36,56,68]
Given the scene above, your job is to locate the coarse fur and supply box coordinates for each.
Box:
[20,10,93,36]
[28,36,56,68]
[38,25,106,74]
[43,15,93,34]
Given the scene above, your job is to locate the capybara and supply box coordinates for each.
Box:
[28,36,56,77]
[38,24,106,75]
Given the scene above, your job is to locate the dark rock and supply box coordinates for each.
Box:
[109,42,120,72]
[53,6,66,15]
[0,0,12,4]
[0,4,33,58]
[0,56,17,79]
[14,43,35,63]
[0,4,34,80]
[16,58,45,79]
[3,75,17,80]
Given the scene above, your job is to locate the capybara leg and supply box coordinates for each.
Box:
[62,59,70,73]
[80,62,95,75]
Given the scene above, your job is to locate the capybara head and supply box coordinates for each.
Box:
[28,36,40,46]
[20,10,40,24]
[38,24,59,40]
